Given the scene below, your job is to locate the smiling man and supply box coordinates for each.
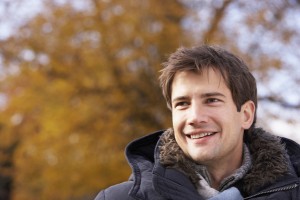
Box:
[171,68,253,190]
[95,45,300,200]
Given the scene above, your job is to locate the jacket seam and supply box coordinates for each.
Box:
[102,190,106,200]
[126,131,163,199]
[244,182,299,199]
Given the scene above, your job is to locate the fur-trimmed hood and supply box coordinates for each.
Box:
[159,128,293,196]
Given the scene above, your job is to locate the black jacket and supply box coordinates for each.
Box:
[94,129,300,200]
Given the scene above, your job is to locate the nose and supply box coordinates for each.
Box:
[187,103,209,126]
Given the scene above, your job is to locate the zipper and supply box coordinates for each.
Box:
[244,183,299,199]
[219,177,235,191]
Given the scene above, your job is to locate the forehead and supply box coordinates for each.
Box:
[171,68,231,98]
[173,68,226,86]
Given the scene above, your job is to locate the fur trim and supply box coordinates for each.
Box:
[242,128,289,194]
[159,128,201,184]
[159,128,290,195]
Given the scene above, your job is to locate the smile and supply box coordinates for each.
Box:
[189,132,216,139]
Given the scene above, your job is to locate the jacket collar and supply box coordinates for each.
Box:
[241,128,294,194]
[125,128,299,199]
[125,130,203,200]
[159,128,295,195]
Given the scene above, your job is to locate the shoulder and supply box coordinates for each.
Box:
[94,181,134,200]
[281,137,300,155]
[281,137,300,176]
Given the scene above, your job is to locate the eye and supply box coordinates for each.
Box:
[206,98,221,104]
[174,101,190,109]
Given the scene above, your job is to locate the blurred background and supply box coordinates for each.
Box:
[0,0,299,199]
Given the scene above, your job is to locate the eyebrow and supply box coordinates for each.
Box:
[172,92,226,104]
[172,96,189,104]
[201,92,226,98]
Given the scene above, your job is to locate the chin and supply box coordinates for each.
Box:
[188,152,203,162]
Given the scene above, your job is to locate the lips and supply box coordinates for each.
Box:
[186,132,217,139]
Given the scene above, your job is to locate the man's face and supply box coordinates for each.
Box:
[171,69,254,167]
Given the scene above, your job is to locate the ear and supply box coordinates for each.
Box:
[241,100,255,129]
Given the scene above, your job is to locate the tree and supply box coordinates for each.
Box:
[1,0,300,199]
[0,0,186,199]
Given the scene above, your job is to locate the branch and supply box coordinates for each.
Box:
[203,0,234,42]
[258,96,300,109]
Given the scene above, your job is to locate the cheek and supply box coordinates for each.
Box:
[172,111,184,129]
[222,113,244,135]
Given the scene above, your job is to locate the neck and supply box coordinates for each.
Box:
[206,152,243,189]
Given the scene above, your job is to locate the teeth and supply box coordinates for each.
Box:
[190,132,214,139]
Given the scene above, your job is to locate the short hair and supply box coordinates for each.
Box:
[159,45,257,129]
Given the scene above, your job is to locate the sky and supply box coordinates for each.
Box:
[0,0,44,40]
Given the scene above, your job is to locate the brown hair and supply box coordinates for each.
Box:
[159,45,257,128]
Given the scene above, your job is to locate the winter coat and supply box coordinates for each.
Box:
[94,128,300,200]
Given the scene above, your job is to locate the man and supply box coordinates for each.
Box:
[95,45,300,199]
